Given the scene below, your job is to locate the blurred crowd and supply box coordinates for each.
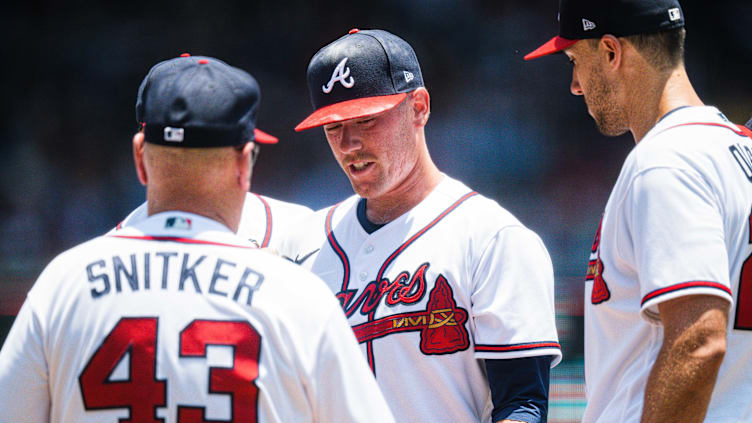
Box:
[1,0,750,361]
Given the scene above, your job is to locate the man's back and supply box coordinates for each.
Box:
[0,211,393,423]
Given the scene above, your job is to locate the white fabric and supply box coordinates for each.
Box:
[279,175,561,423]
[0,211,394,423]
[112,192,313,249]
[583,106,752,422]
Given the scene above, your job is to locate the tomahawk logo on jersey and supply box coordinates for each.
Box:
[0,211,394,423]
[279,175,561,423]
[582,107,752,422]
[112,192,312,249]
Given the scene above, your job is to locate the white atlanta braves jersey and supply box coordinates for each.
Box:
[583,106,752,422]
[279,175,561,423]
[113,192,312,249]
[0,211,395,423]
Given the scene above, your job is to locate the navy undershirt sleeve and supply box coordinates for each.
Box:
[485,356,552,423]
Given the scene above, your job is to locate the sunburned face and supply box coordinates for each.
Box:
[565,42,628,137]
[323,98,419,200]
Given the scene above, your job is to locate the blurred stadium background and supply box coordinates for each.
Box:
[1,1,750,421]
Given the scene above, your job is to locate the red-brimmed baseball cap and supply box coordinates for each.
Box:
[137,54,279,146]
[524,0,685,61]
[253,129,278,144]
[295,28,424,132]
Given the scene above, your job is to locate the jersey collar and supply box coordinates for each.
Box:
[110,211,251,247]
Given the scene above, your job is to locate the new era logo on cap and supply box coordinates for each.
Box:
[404,71,414,83]
[582,18,596,31]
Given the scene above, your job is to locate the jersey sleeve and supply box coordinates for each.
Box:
[471,226,561,366]
[0,298,50,423]
[310,303,396,423]
[625,167,733,322]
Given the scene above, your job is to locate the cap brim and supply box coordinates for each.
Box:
[295,93,408,132]
[254,128,278,144]
[524,36,579,61]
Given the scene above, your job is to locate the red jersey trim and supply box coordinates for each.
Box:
[475,341,561,353]
[108,234,253,249]
[641,281,732,306]
[325,203,351,293]
[661,122,751,138]
[253,193,273,248]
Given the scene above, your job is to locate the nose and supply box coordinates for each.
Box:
[570,68,583,96]
[337,124,362,154]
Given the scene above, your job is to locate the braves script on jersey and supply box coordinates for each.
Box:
[279,175,561,422]
[114,192,312,249]
[584,106,752,422]
[0,211,394,423]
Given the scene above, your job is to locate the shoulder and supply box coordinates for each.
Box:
[626,107,743,175]
[109,202,148,233]
[27,235,112,301]
[252,193,313,217]
[247,250,342,316]
[437,175,526,231]
[275,195,359,256]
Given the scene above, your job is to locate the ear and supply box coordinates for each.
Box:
[132,132,148,186]
[236,142,254,192]
[599,35,623,71]
[410,87,431,127]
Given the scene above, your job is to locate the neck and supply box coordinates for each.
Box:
[365,140,443,225]
[630,65,703,143]
[147,185,245,232]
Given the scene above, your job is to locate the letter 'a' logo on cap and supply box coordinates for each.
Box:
[582,18,596,31]
[322,57,355,94]
[668,8,681,21]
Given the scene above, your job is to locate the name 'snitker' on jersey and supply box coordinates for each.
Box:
[85,251,264,305]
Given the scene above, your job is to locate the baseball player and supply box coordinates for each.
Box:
[526,1,752,422]
[111,53,312,249]
[281,29,561,423]
[0,55,395,423]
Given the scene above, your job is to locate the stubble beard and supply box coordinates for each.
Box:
[586,71,628,137]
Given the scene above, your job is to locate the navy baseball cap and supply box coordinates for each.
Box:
[524,0,685,60]
[295,28,424,131]
[136,54,278,147]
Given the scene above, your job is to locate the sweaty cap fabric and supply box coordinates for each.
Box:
[136,55,278,147]
[524,0,685,60]
[295,29,424,131]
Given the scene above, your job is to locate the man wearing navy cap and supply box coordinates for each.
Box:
[0,55,395,423]
[111,53,313,251]
[282,29,561,423]
[526,1,752,422]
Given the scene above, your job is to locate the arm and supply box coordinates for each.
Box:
[0,300,50,423]
[640,294,729,423]
[487,357,552,423]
